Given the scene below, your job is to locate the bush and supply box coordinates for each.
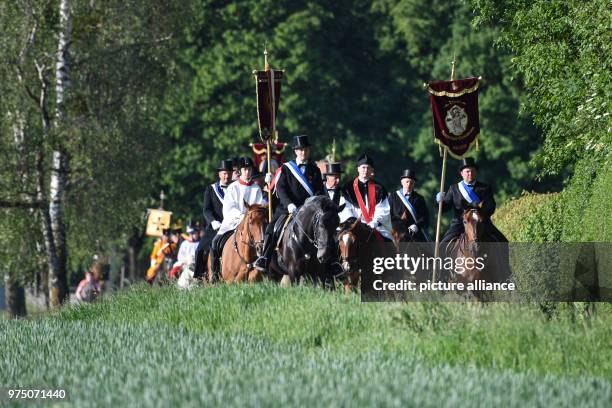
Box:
[493,192,561,242]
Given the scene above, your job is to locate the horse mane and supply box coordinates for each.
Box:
[237,204,268,230]
[338,217,376,243]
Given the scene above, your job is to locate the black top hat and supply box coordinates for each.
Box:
[459,157,478,172]
[217,159,234,172]
[324,162,343,176]
[162,228,172,236]
[356,153,374,167]
[291,135,311,149]
[231,157,239,168]
[237,156,255,169]
[400,169,416,180]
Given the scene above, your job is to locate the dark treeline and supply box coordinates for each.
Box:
[1,0,608,316]
[159,0,563,220]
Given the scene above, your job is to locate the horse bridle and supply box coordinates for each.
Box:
[233,212,265,267]
[291,209,327,251]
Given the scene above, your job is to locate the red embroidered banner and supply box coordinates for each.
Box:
[254,69,283,141]
[427,77,480,158]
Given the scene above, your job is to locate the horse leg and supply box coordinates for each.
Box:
[220,237,235,283]
[207,254,213,284]
[235,264,248,282]
[247,268,261,283]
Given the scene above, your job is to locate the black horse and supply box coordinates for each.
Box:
[269,196,341,285]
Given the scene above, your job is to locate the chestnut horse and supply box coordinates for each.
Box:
[391,210,421,247]
[445,208,510,298]
[215,203,268,283]
[337,217,380,292]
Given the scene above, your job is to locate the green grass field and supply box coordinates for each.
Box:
[2,284,611,406]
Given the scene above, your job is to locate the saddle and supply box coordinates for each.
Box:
[269,214,293,275]
[273,213,293,250]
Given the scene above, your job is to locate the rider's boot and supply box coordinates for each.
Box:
[210,237,221,282]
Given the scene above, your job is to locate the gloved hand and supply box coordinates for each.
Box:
[211,220,221,230]
[264,172,273,184]
[408,224,418,234]
[436,191,446,203]
[287,203,297,214]
[367,221,379,229]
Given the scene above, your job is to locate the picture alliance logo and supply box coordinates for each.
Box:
[372,254,487,275]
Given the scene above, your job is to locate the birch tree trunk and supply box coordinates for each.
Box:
[48,0,71,307]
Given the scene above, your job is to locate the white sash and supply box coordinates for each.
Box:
[395,190,418,222]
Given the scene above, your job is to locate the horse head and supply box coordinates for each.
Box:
[463,208,484,254]
[241,202,268,256]
[294,196,340,264]
[391,210,411,246]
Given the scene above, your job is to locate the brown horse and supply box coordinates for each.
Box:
[216,203,268,283]
[445,209,487,285]
[337,218,379,293]
[445,208,510,298]
[391,210,419,248]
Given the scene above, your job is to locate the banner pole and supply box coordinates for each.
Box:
[265,46,274,223]
[432,54,456,282]
[433,146,447,282]
[266,139,273,222]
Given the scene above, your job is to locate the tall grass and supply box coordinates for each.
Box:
[54,284,612,378]
[2,284,610,406]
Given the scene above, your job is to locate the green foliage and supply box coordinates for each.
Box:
[161,0,554,220]
[493,192,560,242]
[492,175,611,301]
[1,284,610,406]
[0,209,43,287]
[495,154,611,244]
[0,1,198,282]
[561,154,612,242]
[473,0,612,176]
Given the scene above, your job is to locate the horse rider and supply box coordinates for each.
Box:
[170,223,201,278]
[340,153,393,241]
[193,159,233,280]
[436,157,508,246]
[388,169,431,242]
[254,134,329,272]
[210,157,267,278]
[323,162,346,209]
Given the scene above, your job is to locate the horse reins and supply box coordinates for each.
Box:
[292,209,326,250]
[232,212,265,268]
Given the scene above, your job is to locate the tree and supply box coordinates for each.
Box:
[0,0,197,309]
[472,0,611,175]
[161,0,560,226]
